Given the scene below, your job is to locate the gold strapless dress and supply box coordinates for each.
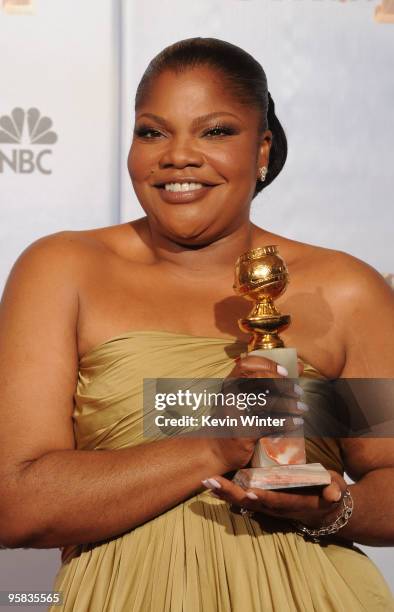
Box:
[49,331,393,612]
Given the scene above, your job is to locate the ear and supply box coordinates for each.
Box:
[256,129,273,178]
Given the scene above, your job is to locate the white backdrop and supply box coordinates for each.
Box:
[0,0,393,607]
[0,0,120,288]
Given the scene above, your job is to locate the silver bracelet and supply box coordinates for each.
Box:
[293,488,354,543]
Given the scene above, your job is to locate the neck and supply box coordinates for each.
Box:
[145,220,268,279]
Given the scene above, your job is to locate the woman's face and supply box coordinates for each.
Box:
[128,66,272,246]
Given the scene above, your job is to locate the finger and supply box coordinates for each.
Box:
[234,382,309,416]
[225,485,322,516]
[321,471,346,503]
[234,374,301,400]
[264,396,309,416]
[201,476,340,519]
[279,416,306,433]
[221,379,309,419]
[201,475,299,512]
[242,487,337,514]
[240,416,305,436]
[236,357,305,388]
[201,475,254,507]
[235,472,345,517]
[238,356,289,378]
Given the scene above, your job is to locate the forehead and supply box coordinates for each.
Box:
[136,66,259,123]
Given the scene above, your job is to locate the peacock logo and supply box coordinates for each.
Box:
[0,107,58,174]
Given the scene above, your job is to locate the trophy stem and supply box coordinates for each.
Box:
[249,297,280,318]
[248,332,283,352]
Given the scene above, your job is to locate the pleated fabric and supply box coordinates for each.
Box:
[49,330,393,612]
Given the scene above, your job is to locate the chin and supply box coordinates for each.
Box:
[168,229,210,245]
[154,212,215,242]
[161,223,217,247]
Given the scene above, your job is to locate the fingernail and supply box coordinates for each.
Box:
[202,478,222,489]
[246,492,258,500]
[334,490,342,502]
[294,384,304,396]
[277,365,288,377]
[292,417,304,425]
[208,478,222,489]
[297,401,309,412]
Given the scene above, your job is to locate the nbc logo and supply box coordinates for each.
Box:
[0,107,58,174]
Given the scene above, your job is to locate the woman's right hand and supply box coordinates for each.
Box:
[206,354,307,472]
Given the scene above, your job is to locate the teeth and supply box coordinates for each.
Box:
[164,182,203,192]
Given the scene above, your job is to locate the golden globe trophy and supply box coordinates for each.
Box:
[232,245,330,490]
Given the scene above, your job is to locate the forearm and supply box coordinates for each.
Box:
[1,437,223,549]
[329,468,394,546]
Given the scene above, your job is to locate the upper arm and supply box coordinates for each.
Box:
[337,254,394,378]
[0,232,81,490]
[330,253,394,476]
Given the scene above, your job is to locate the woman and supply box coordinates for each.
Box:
[0,38,393,611]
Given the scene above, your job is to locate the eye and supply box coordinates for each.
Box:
[203,124,237,138]
[134,125,164,139]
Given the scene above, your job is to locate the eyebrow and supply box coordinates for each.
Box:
[135,111,242,129]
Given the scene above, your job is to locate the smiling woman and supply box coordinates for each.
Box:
[0,38,393,612]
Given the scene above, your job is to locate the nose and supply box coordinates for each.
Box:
[158,135,204,169]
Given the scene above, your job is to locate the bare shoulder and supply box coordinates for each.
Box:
[290,240,393,322]
[304,244,392,305]
[266,233,393,374]
[21,224,127,256]
[6,229,96,277]
[2,231,84,303]
[276,233,391,298]
[3,222,142,290]
[305,244,393,375]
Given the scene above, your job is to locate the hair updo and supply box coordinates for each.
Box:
[135,37,287,197]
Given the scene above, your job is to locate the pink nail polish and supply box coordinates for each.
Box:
[202,478,221,490]
[294,384,304,396]
[207,478,222,489]
[246,492,258,500]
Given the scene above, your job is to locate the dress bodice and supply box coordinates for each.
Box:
[73,330,343,473]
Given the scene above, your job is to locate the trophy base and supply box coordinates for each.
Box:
[233,463,331,490]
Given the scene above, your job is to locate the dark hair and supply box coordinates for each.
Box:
[135,37,287,196]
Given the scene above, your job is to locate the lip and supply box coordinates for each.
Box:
[157,184,215,204]
[153,177,219,188]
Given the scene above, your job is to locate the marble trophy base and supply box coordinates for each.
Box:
[233,463,331,491]
[233,347,331,490]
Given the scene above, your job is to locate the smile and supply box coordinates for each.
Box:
[164,182,203,192]
[154,181,217,204]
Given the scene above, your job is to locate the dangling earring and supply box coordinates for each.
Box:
[259,166,268,182]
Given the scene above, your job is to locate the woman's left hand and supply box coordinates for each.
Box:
[202,470,348,527]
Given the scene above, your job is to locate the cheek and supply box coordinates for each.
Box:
[127,145,138,179]
[128,143,153,183]
[209,141,258,185]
